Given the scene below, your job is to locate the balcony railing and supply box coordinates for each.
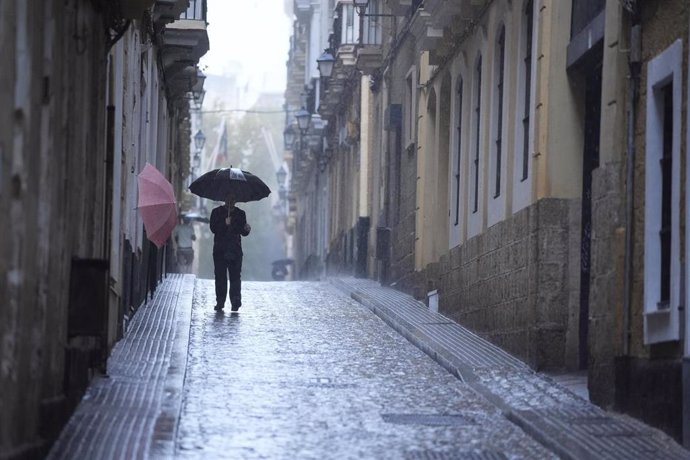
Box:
[362,0,383,46]
[180,0,207,21]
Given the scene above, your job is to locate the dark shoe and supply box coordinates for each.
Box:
[231,304,241,312]
[214,304,224,311]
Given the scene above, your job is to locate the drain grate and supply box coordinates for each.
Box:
[381,413,475,426]
[405,450,507,460]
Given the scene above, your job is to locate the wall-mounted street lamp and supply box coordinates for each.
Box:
[283,126,296,150]
[294,107,312,164]
[295,107,312,134]
[193,130,206,151]
[317,51,335,79]
[276,165,287,187]
[191,69,206,110]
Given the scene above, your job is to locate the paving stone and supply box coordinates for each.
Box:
[47,274,195,460]
[331,277,690,460]
[176,280,552,459]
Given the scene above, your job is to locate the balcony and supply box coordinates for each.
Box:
[294,0,312,23]
[424,0,466,28]
[153,0,189,25]
[409,7,443,52]
[160,0,209,98]
[356,47,383,75]
[120,0,156,20]
[385,0,413,16]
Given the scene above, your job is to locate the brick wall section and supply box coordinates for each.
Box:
[433,198,578,370]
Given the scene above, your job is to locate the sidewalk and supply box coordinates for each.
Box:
[330,277,689,460]
[48,274,195,460]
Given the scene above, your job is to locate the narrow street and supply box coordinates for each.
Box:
[176,280,550,459]
[48,275,688,460]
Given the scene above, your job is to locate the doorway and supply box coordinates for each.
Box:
[578,61,602,370]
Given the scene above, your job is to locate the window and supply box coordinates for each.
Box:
[492,26,505,199]
[571,0,605,39]
[513,0,534,213]
[660,84,672,307]
[521,1,533,181]
[342,3,358,45]
[644,39,682,344]
[362,0,383,45]
[472,56,482,214]
[404,66,417,149]
[454,78,464,226]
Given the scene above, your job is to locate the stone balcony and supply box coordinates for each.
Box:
[294,0,312,23]
[153,0,189,25]
[385,0,413,16]
[356,45,383,75]
[161,17,209,98]
[409,7,443,52]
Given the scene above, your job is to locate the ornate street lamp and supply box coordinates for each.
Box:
[276,165,287,187]
[283,126,296,150]
[193,130,206,151]
[295,107,311,134]
[191,69,206,110]
[317,51,335,79]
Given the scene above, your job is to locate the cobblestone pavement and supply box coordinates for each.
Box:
[332,277,690,460]
[175,280,554,460]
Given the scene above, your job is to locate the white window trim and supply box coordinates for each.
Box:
[404,65,417,151]
[644,39,682,345]
[512,0,536,213]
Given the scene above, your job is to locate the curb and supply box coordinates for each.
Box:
[331,277,690,460]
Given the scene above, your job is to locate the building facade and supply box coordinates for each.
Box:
[0,1,208,457]
[285,0,690,445]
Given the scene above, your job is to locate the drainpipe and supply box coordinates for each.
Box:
[622,9,640,358]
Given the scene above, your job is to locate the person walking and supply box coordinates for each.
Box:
[210,192,251,311]
[173,216,196,271]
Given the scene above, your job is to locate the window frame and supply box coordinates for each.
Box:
[644,39,682,344]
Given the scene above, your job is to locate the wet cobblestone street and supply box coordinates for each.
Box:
[175,280,553,459]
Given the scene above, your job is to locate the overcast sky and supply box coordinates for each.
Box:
[200,0,291,95]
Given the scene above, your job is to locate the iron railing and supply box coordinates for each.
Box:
[180,0,207,21]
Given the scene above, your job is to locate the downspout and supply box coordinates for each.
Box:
[622,7,640,358]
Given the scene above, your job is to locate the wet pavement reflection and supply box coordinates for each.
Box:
[175,280,553,459]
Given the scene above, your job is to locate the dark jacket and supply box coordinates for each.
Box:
[210,205,250,256]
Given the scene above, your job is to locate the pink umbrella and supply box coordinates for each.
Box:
[137,163,177,248]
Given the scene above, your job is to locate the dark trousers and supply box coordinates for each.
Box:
[213,251,243,308]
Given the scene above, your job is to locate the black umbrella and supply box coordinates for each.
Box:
[189,168,271,203]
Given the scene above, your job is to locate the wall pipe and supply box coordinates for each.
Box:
[622,9,640,358]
